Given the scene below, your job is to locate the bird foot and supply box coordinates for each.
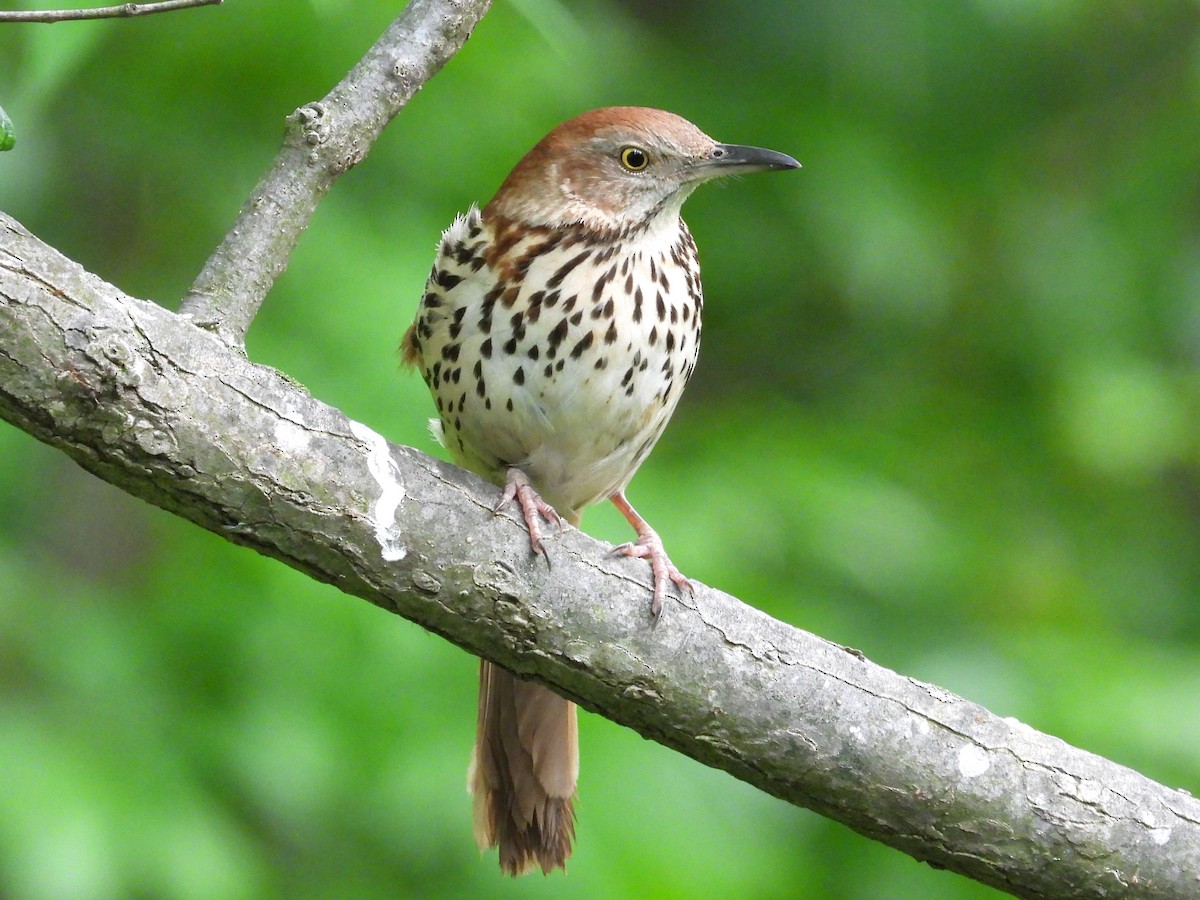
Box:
[494,468,563,562]
[610,527,694,621]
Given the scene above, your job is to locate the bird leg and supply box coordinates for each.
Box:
[495,467,563,562]
[609,491,694,619]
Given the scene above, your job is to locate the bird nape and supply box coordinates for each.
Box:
[400,106,799,876]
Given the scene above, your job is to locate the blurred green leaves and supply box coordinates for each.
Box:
[0,103,13,150]
[3,2,1200,898]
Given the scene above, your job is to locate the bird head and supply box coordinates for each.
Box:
[483,107,799,238]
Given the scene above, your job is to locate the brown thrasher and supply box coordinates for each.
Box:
[401,107,798,875]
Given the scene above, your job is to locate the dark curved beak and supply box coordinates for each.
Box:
[698,143,801,177]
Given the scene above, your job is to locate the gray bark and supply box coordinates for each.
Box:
[3,210,1199,897]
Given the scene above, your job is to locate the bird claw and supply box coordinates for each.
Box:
[494,468,562,564]
[610,529,693,621]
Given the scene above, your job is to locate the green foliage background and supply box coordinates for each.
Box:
[3,2,1200,897]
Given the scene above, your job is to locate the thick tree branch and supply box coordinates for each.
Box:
[175,0,492,344]
[2,212,1198,899]
[3,4,1197,894]
[0,0,219,23]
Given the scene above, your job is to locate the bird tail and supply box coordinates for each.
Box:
[468,661,578,875]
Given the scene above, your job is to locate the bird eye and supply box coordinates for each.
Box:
[619,146,649,171]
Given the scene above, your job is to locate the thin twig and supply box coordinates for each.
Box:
[0,0,220,23]
[176,0,493,345]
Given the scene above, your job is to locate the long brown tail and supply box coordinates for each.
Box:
[468,661,578,875]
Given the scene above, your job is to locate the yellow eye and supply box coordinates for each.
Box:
[619,146,649,171]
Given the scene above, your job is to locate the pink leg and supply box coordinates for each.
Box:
[610,491,693,619]
[494,467,562,560]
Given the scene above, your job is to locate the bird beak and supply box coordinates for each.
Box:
[695,143,801,177]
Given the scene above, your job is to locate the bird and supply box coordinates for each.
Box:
[400,107,799,875]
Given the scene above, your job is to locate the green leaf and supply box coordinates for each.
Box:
[0,104,14,151]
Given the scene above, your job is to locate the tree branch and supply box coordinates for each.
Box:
[2,211,1198,898]
[175,0,492,344]
[4,3,1198,894]
[0,0,220,23]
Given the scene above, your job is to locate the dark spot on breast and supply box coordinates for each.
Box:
[548,317,570,349]
[590,266,616,303]
[547,249,591,288]
[526,291,545,323]
[570,332,594,359]
[478,285,503,332]
[452,306,466,323]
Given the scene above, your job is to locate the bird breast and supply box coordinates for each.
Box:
[410,207,704,512]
